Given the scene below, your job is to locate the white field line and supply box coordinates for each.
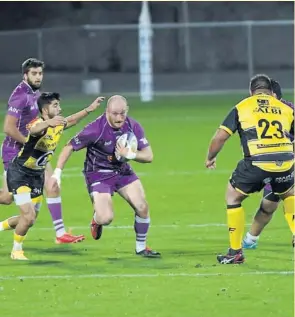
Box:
[61,169,232,178]
[34,223,250,231]
[0,170,232,179]
[0,271,293,281]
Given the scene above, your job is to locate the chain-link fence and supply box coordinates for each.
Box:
[0,20,293,95]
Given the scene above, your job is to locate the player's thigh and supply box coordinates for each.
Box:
[260,184,280,213]
[117,179,148,214]
[229,160,266,196]
[92,192,114,218]
[271,164,294,199]
[262,184,280,203]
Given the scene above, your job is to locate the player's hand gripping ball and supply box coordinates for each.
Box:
[115,132,138,162]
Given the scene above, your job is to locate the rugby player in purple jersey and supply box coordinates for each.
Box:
[0,58,96,244]
[48,95,161,258]
[242,79,295,248]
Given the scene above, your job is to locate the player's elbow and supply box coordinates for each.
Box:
[145,151,153,163]
[3,122,11,135]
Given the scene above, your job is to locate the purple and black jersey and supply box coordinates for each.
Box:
[70,113,149,172]
[1,81,40,169]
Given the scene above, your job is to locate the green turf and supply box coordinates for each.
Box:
[0,95,294,317]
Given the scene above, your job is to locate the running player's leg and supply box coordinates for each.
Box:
[44,163,85,244]
[117,175,160,258]
[6,163,43,260]
[217,160,266,264]
[274,166,295,244]
[0,166,19,232]
[85,172,116,240]
[243,185,280,249]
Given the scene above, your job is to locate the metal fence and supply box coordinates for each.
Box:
[0,20,293,95]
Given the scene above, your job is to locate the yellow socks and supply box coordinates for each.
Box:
[0,219,11,231]
[227,204,245,250]
[283,196,295,234]
[13,232,26,251]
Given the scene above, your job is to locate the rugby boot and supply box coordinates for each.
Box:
[90,219,103,240]
[11,250,28,261]
[136,247,161,258]
[217,248,244,264]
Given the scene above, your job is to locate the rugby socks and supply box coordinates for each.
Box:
[134,215,150,252]
[13,232,26,251]
[227,204,245,250]
[244,232,259,244]
[46,197,66,238]
[283,196,295,234]
[0,219,11,231]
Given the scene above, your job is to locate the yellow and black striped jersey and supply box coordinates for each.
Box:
[15,118,65,172]
[220,94,294,172]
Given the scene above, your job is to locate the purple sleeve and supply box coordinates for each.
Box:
[133,123,150,150]
[7,92,27,119]
[282,99,294,109]
[70,121,99,151]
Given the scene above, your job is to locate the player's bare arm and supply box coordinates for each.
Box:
[29,116,66,136]
[3,115,27,144]
[206,128,231,168]
[65,96,105,129]
[48,144,74,189]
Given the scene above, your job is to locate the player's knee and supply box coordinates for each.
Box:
[260,199,278,215]
[226,184,245,205]
[45,182,60,197]
[135,201,149,218]
[0,191,13,205]
[94,211,113,225]
[103,216,113,225]
[23,212,36,228]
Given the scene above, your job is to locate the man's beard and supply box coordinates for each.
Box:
[27,79,41,91]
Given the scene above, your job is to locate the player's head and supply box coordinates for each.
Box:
[270,79,282,100]
[106,95,129,129]
[37,92,61,119]
[22,58,45,90]
[249,74,272,96]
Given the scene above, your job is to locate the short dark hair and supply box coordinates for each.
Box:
[270,79,282,100]
[22,58,45,74]
[37,92,60,113]
[249,74,272,93]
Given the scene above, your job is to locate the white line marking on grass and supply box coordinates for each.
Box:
[34,223,250,231]
[62,170,232,178]
[0,271,293,281]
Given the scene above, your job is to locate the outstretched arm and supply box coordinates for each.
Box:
[29,116,66,136]
[65,97,105,129]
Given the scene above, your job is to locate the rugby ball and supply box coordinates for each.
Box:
[115,132,138,162]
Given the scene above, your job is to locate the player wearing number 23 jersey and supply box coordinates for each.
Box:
[206,74,294,265]
[220,91,294,196]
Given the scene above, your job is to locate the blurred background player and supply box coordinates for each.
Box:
[4,92,104,259]
[48,95,161,258]
[205,74,294,264]
[243,79,294,249]
[0,58,85,243]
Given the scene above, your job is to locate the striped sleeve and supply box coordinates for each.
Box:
[219,107,238,135]
[26,117,42,130]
